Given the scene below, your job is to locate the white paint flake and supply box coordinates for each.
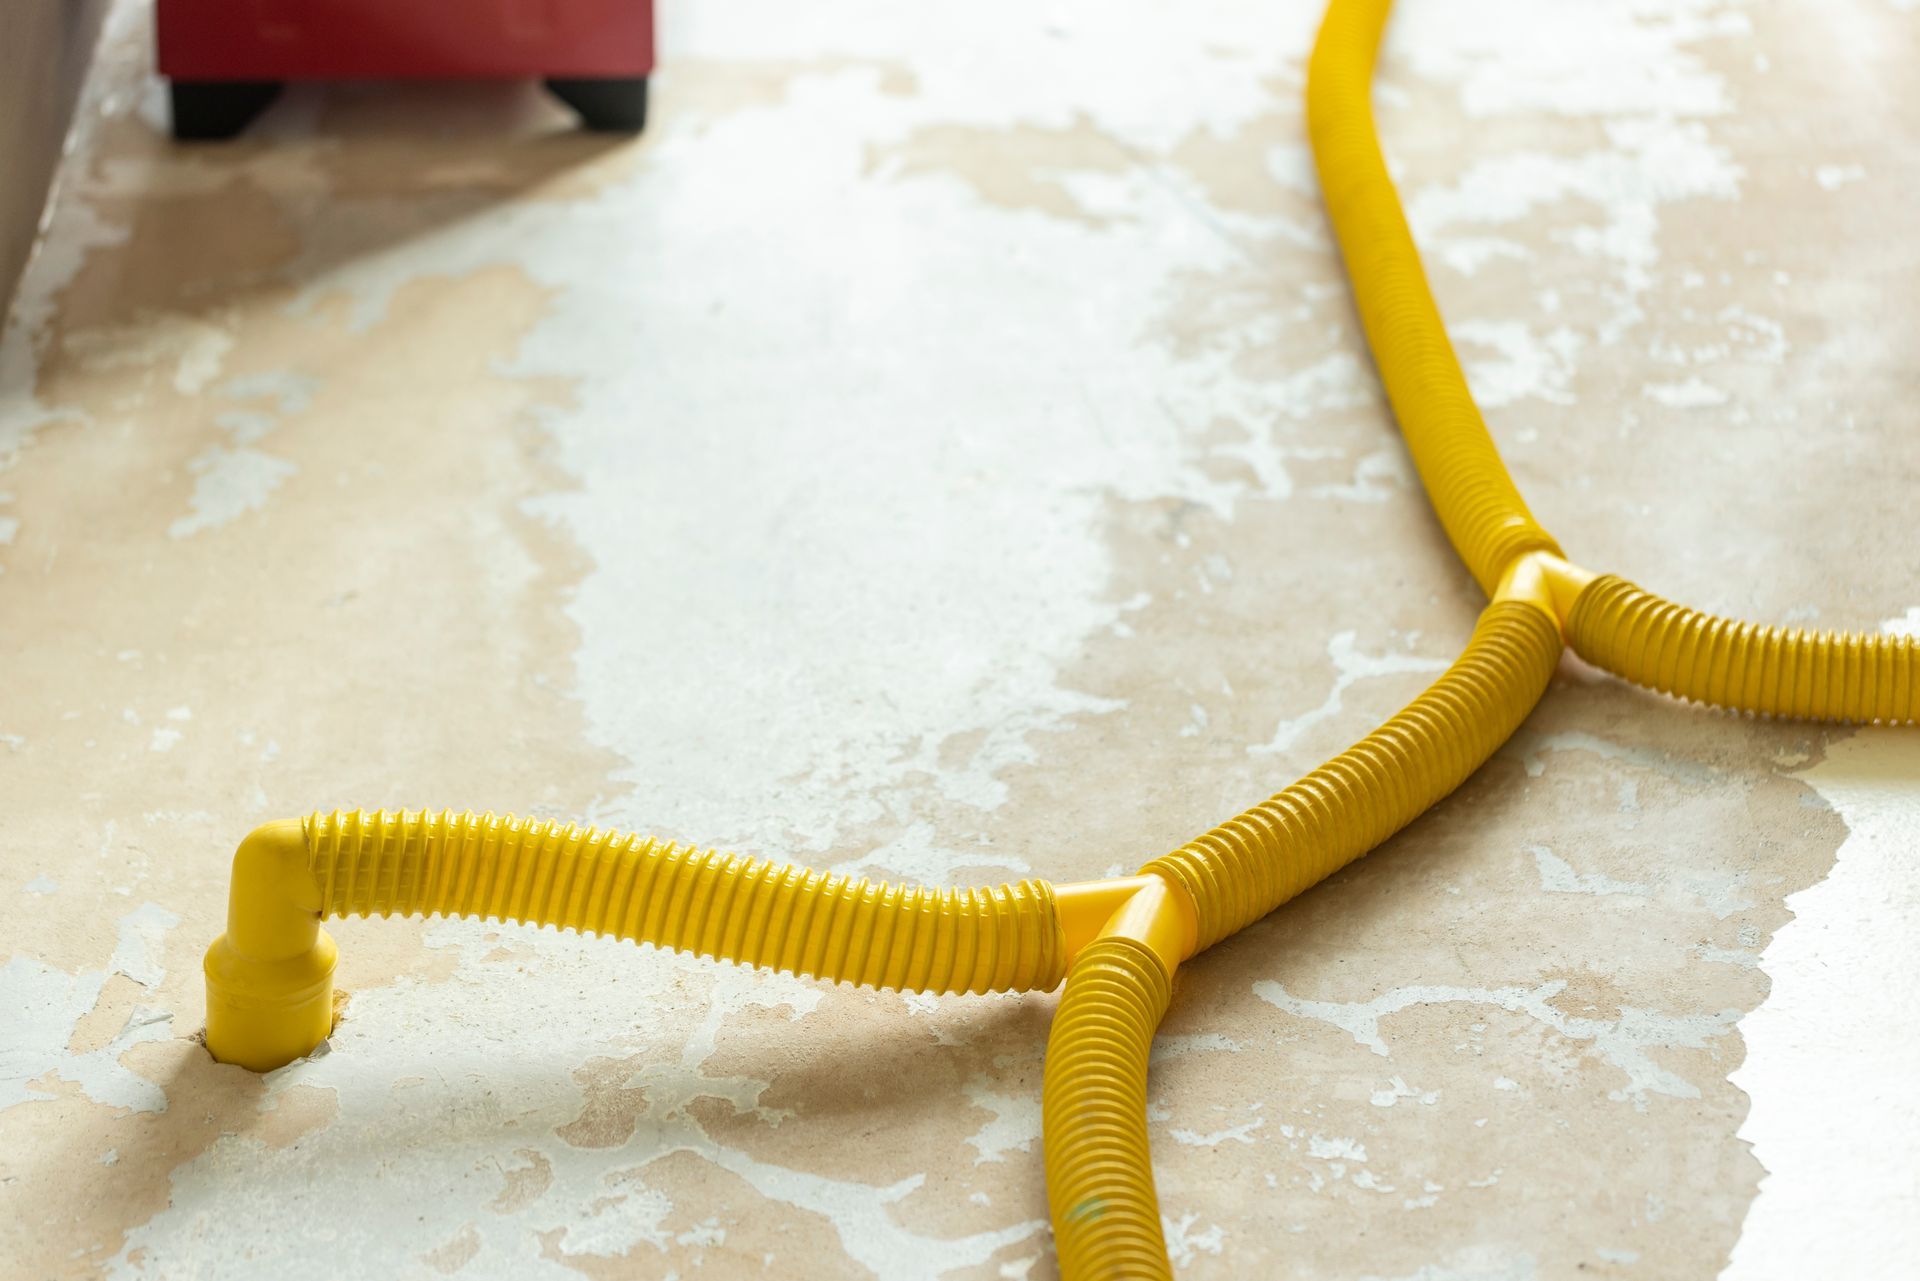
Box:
[1358,1244,1539,1281]
[1161,1213,1226,1268]
[1170,1117,1264,1148]
[1643,377,1730,408]
[1308,1134,1368,1162]
[1812,164,1864,191]
[1453,319,1583,407]
[0,904,179,1114]
[1255,977,1738,1108]
[1369,1076,1438,1108]
[1531,846,1651,898]
[1880,607,1920,638]
[110,902,180,989]
[168,442,298,540]
[1253,632,1449,756]
[963,1078,1041,1163]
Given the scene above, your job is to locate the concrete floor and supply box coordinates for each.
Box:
[3,2,1917,1278]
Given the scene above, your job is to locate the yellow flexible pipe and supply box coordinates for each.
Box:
[1303,0,1916,727]
[198,0,1916,1274]
[1043,935,1176,1276]
[1569,575,1917,722]
[1305,0,1562,595]
[1043,592,1558,1277]
[204,811,1067,1071]
[1144,599,1561,951]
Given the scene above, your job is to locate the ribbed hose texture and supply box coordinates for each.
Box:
[1043,936,1176,1281]
[1569,575,1919,723]
[1145,601,1561,951]
[303,810,1066,995]
[1307,0,1562,595]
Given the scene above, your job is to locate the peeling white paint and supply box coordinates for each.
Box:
[1453,319,1582,407]
[1161,1213,1225,1268]
[1723,728,1920,1280]
[1812,164,1864,191]
[1308,1133,1368,1162]
[1149,1032,1245,1064]
[1358,1245,1538,1281]
[1308,446,1413,503]
[1255,978,1739,1108]
[1643,377,1730,408]
[1369,1076,1438,1108]
[109,902,179,989]
[1170,1117,1264,1148]
[1880,607,1920,638]
[1252,632,1449,757]
[1509,729,1718,785]
[0,904,179,1113]
[168,443,298,540]
[1408,128,1742,342]
[165,375,314,540]
[1393,0,1740,119]
[110,922,1044,1279]
[963,1077,1041,1163]
[1531,846,1650,898]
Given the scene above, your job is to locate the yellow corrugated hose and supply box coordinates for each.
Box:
[204,811,1067,1072]
[198,0,1917,1274]
[1568,575,1918,722]
[1306,0,1562,596]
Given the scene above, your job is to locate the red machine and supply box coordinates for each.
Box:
[156,0,655,138]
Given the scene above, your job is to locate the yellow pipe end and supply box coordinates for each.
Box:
[203,930,337,1072]
[203,820,336,1072]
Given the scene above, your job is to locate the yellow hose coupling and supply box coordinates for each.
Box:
[203,820,337,1072]
[1494,549,1595,631]
[1056,872,1197,974]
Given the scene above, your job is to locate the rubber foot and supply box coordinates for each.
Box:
[169,80,283,141]
[545,76,649,133]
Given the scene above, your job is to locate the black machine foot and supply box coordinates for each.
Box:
[545,76,648,133]
[169,80,283,140]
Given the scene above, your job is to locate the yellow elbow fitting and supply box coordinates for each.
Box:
[203,820,337,1072]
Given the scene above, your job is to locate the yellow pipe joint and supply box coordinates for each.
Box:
[1056,872,1197,974]
[203,820,337,1073]
[1495,550,1595,634]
